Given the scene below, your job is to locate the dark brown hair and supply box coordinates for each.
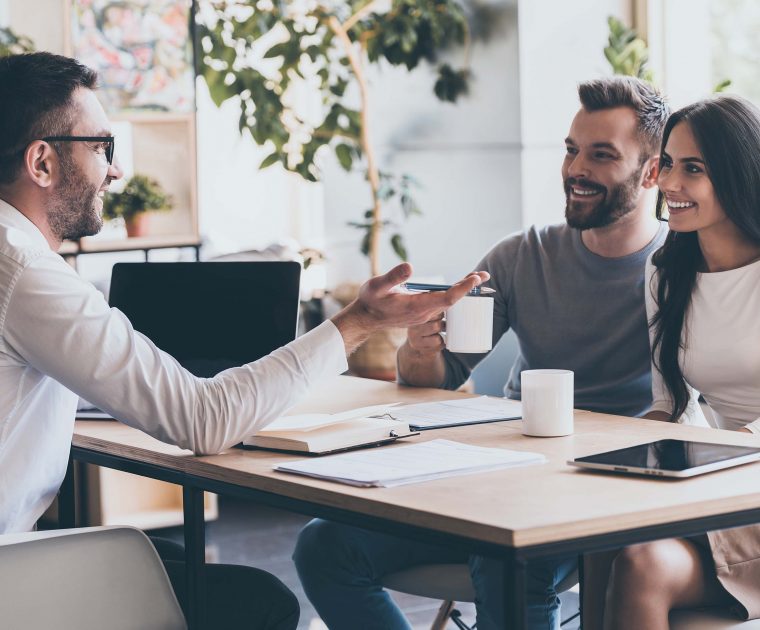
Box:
[0,52,98,184]
[578,77,670,157]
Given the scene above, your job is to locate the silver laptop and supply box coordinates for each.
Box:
[569,439,760,478]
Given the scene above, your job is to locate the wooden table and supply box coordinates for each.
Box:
[65,376,760,629]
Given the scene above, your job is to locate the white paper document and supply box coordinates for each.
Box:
[387,397,522,430]
[275,439,545,487]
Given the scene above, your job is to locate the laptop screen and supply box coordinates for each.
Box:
[109,262,301,377]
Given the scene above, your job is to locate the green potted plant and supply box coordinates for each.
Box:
[103,174,173,238]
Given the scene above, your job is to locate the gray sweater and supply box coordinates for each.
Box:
[443,222,668,417]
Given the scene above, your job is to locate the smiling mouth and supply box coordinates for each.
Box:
[570,186,603,198]
[666,200,696,212]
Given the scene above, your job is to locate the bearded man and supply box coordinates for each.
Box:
[293,77,670,630]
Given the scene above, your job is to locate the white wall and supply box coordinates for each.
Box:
[646,0,713,109]
[5,0,64,53]
[195,80,325,259]
[517,0,632,228]
[323,1,522,285]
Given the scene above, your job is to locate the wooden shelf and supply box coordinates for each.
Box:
[43,463,217,530]
[111,111,196,124]
[59,234,201,256]
[88,466,217,529]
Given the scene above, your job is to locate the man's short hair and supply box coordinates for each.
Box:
[0,52,98,185]
[578,76,669,158]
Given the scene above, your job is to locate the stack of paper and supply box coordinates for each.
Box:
[388,397,522,430]
[275,439,545,487]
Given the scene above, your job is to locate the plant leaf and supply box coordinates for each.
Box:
[335,143,353,171]
[260,152,281,169]
[360,231,371,257]
[390,234,408,261]
[713,78,732,93]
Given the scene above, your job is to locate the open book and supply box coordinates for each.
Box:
[243,404,416,455]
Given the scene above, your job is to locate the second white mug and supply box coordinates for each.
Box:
[521,369,574,437]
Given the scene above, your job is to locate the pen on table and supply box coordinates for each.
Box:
[402,282,496,296]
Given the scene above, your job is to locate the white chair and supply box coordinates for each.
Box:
[381,563,579,630]
[0,526,186,630]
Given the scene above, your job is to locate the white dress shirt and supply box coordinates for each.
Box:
[0,200,348,533]
[646,256,760,432]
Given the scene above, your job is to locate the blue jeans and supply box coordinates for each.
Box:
[293,519,577,630]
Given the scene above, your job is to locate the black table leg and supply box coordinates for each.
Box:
[504,552,526,629]
[59,455,76,529]
[578,553,585,629]
[183,486,206,630]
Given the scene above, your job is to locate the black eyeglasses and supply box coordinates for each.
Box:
[41,135,115,165]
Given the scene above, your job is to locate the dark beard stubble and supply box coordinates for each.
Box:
[47,147,103,242]
[564,162,645,230]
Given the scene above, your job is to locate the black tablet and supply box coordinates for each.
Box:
[569,439,760,478]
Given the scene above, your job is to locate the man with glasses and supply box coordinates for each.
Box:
[0,51,487,629]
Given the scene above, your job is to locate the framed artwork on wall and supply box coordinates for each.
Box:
[68,0,194,113]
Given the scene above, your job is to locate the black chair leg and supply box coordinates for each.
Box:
[450,608,475,630]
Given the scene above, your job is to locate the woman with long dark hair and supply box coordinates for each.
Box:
[600,95,760,628]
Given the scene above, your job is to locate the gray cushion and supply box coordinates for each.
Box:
[382,564,477,601]
[381,563,578,602]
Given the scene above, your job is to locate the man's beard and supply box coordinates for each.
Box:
[564,164,644,230]
[47,149,103,242]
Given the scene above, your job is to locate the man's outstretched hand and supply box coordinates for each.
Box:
[331,262,490,355]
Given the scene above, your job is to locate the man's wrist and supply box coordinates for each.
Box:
[397,340,446,387]
[399,339,442,361]
[330,300,380,355]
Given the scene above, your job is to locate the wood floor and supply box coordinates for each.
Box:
[149,496,580,629]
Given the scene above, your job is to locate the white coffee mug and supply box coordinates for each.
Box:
[521,369,574,437]
[445,295,494,353]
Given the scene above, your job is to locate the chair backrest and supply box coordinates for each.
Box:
[0,526,186,630]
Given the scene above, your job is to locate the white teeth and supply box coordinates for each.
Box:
[667,200,695,209]
[572,187,599,196]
